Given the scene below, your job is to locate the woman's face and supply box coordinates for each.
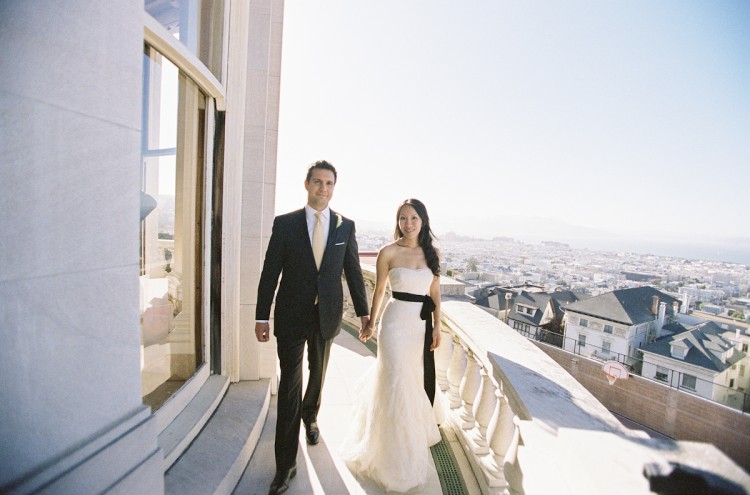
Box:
[398,205,422,241]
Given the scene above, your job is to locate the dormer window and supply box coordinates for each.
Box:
[516,304,536,316]
[670,344,687,359]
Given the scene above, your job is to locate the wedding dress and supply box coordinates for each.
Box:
[341,267,441,493]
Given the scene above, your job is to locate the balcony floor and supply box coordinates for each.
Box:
[233,327,478,494]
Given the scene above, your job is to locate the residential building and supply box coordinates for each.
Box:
[641,320,750,411]
[563,287,680,366]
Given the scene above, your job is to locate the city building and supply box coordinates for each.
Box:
[563,287,680,366]
[641,320,750,411]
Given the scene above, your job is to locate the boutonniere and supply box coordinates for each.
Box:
[335,213,343,228]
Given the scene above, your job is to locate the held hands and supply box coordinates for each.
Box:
[255,322,271,342]
[359,316,374,342]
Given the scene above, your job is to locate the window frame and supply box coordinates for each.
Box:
[680,373,697,391]
[655,366,669,382]
[142,7,223,434]
[144,13,226,110]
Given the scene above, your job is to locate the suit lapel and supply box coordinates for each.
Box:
[319,210,337,270]
[326,210,338,246]
[294,209,316,268]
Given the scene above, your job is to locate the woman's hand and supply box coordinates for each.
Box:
[359,320,376,342]
[430,323,441,351]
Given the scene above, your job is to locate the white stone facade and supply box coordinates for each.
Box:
[0,0,283,492]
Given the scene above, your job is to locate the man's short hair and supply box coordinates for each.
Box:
[306,160,337,183]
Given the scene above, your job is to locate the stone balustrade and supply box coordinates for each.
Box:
[343,264,750,494]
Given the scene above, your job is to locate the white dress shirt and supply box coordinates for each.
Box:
[305,204,330,245]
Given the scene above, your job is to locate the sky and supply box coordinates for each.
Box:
[275,1,750,258]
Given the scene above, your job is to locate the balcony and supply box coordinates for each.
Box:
[166,264,750,495]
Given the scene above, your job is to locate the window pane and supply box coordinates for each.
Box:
[144,0,225,80]
[656,366,668,382]
[681,374,696,390]
[141,45,206,411]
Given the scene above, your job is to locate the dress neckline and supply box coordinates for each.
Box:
[390,266,431,272]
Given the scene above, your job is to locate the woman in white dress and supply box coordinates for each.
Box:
[340,198,442,493]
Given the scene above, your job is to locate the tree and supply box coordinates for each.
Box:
[466,257,478,272]
[731,311,746,320]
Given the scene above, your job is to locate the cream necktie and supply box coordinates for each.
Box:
[312,211,325,270]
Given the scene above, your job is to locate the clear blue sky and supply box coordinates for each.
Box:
[275,1,749,247]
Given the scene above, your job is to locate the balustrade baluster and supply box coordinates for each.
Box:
[446,337,467,409]
[469,367,496,454]
[482,388,517,490]
[459,352,481,429]
[434,326,452,392]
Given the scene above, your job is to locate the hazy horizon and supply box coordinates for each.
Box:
[275,1,749,263]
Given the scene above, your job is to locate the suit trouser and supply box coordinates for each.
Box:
[274,310,332,470]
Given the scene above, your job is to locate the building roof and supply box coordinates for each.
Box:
[565,286,679,326]
[640,321,745,373]
[548,290,582,317]
[508,291,550,326]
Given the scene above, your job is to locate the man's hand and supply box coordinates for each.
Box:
[358,316,372,342]
[255,322,271,342]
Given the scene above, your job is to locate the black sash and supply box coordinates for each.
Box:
[392,291,435,319]
[392,291,437,405]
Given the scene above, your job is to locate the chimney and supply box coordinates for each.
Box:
[651,295,659,315]
[657,302,666,335]
[672,301,679,316]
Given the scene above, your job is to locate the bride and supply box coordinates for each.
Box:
[340,198,442,492]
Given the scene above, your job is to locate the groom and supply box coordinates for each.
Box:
[255,160,370,495]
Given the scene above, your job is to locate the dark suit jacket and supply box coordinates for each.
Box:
[256,208,369,341]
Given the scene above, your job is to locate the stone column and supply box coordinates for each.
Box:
[459,352,481,429]
[446,337,467,409]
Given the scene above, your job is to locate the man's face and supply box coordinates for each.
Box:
[305,168,336,211]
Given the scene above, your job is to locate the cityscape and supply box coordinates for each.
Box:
[358,229,750,414]
[359,229,750,308]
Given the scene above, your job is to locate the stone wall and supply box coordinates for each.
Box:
[535,342,750,472]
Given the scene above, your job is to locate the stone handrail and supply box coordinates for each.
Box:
[344,264,750,494]
[343,264,637,494]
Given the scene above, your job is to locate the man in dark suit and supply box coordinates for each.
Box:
[255,160,370,495]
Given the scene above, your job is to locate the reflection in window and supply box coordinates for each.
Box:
[681,374,697,391]
[140,45,206,411]
[144,0,225,80]
[655,366,669,382]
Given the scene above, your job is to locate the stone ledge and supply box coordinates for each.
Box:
[160,374,230,469]
[165,380,271,495]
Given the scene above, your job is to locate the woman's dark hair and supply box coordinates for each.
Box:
[394,198,441,276]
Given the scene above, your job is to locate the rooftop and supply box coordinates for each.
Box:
[163,268,750,495]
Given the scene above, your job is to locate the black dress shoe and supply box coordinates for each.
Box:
[304,421,319,445]
[268,465,297,495]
